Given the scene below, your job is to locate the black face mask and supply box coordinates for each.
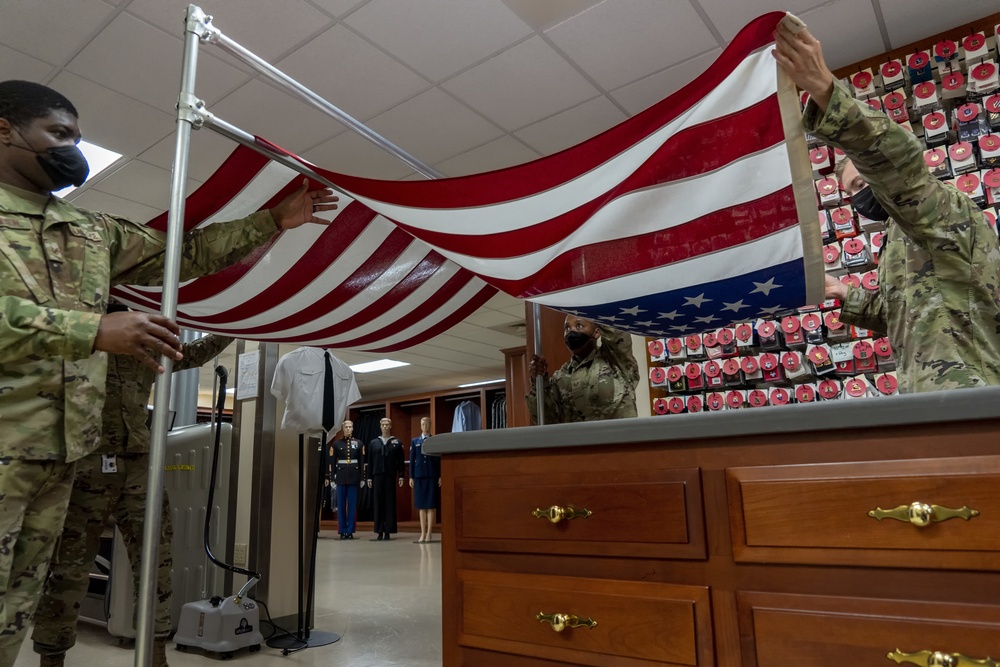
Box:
[11,130,89,190]
[851,186,888,222]
[564,331,592,352]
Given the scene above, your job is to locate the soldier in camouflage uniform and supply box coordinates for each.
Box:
[774,21,1000,393]
[0,80,337,667]
[526,315,639,423]
[32,328,234,667]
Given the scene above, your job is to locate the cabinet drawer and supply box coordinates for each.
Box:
[740,591,1000,667]
[728,456,1000,569]
[458,570,713,666]
[454,468,704,559]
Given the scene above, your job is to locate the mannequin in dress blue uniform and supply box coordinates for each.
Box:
[331,420,363,540]
[408,417,440,542]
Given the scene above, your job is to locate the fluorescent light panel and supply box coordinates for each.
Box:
[55,140,123,197]
[458,379,505,388]
[349,359,410,373]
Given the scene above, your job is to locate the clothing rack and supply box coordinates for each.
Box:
[357,405,389,413]
[444,394,480,402]
[139,5,547,662]
[397,400,431,408]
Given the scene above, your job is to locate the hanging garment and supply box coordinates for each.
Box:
[271,347,361,433]
[451,400,482,432]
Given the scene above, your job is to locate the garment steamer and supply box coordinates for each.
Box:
[175,365,264,659]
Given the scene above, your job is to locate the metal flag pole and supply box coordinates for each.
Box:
[534,304,545,425]
[134,10,552,657]
[134,5,205,665]
[191,5,548,427]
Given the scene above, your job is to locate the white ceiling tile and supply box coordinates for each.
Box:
[139,128,240,183]
[67,187,163,222]
[501,0,605,31]
[435,136,540,177]
[366,88,504,165]
[411,342,503,368]
[545,0,719,91]
[611,48,721,115]
[464,307,525,328]
[210,80,346,155]
[276,24,430,122]
[483,291,523,311]
[344,0,533,81]
[444,323,525,349]
[309,0,369,18]
[443,36,602,131]
[301,131,418,180]
[877,0,999,48]
[47,71,176,157]
[0,0,115,64]
[87,159,201,211]
[694,0,831,42]
[65,13,249,111]
[0,45,56,83]
[514,96,626,155]
[126,0,335,62]
[503,308,528,323]
[798,0,886,70]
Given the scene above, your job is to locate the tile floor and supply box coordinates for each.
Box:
[14,532,442,667]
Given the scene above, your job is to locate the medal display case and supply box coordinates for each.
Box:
[646,19,1000,415]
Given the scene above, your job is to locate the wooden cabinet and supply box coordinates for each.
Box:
[455,468,704,559]
[459,571,713,666]
[437,412,1000,665]
[739,593,1000,667]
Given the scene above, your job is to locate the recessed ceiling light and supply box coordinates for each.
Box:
[349,359,410,373]
[55,140,123,197]
[458,379,505,388]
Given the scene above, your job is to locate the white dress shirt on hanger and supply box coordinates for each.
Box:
[271,347,361,432]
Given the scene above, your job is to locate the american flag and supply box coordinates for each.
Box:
[113,12,821,346]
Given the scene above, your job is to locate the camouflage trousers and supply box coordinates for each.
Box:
[32,453,174,656]
[0,459,75,667]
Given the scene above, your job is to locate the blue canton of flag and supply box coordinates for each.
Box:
[556,261,805,337]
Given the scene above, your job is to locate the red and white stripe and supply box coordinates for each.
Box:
[114,12,817,347]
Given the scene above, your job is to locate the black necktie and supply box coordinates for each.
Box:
[322,351,336,432]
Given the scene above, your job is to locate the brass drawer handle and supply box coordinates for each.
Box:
[531,505,592,524]
[868,502,979,527]
[887,648,998,666]
[536,612,597,632]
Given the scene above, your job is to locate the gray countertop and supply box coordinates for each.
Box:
[422,385,1000,456]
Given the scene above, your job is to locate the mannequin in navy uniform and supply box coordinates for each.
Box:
[409,417,440,543]
[332,420,363,540]
[365,417,404,541]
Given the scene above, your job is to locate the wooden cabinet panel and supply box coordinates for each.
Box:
[728,456,1000,569]
[739,592,1000,667]
[455,468,705,559]
[458,570,713,666]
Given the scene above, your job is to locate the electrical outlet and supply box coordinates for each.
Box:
[233,543,247,566]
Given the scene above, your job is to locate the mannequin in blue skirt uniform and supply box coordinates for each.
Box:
[409,417,441,543]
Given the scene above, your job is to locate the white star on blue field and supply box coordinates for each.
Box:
[548,260,805,337]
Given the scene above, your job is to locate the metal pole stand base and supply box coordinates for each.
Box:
[266,629,341,650]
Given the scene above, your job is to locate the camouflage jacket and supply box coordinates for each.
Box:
[804,81,1000,393]
[97,334,234,456]
[526,325,639,423]
[0,183,276,462]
